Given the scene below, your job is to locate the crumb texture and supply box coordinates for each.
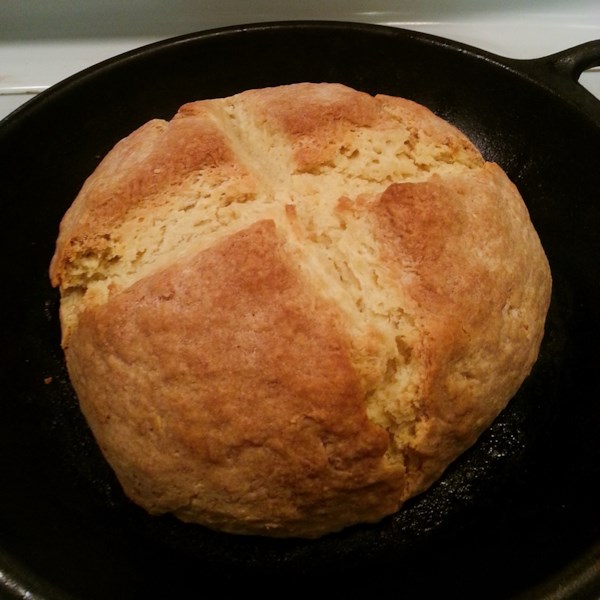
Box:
[51,83,552,538]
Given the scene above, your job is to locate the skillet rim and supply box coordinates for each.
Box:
[2,20,599,130]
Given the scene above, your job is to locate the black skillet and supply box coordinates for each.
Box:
[1,21,599,600]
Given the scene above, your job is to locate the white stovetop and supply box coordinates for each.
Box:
[1,0,599,121]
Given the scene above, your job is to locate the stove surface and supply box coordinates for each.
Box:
[1,0,599,120]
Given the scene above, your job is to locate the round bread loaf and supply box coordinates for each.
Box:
[50,82,551,538]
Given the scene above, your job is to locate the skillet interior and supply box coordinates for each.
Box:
[0,21,599,599]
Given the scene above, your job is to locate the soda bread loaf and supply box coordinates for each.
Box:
[50,83,551,538]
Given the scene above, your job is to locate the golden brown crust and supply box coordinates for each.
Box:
[51,82,551,538]
[49,108,255,289]
[367,165,551,493]
[67,220,406,537]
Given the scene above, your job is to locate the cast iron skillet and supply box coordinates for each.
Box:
[0,21,599,600]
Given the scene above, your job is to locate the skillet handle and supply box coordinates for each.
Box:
[542,40,600,83]
[513,40,600,128]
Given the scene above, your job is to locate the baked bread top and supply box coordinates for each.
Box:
[50,82,551,538]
